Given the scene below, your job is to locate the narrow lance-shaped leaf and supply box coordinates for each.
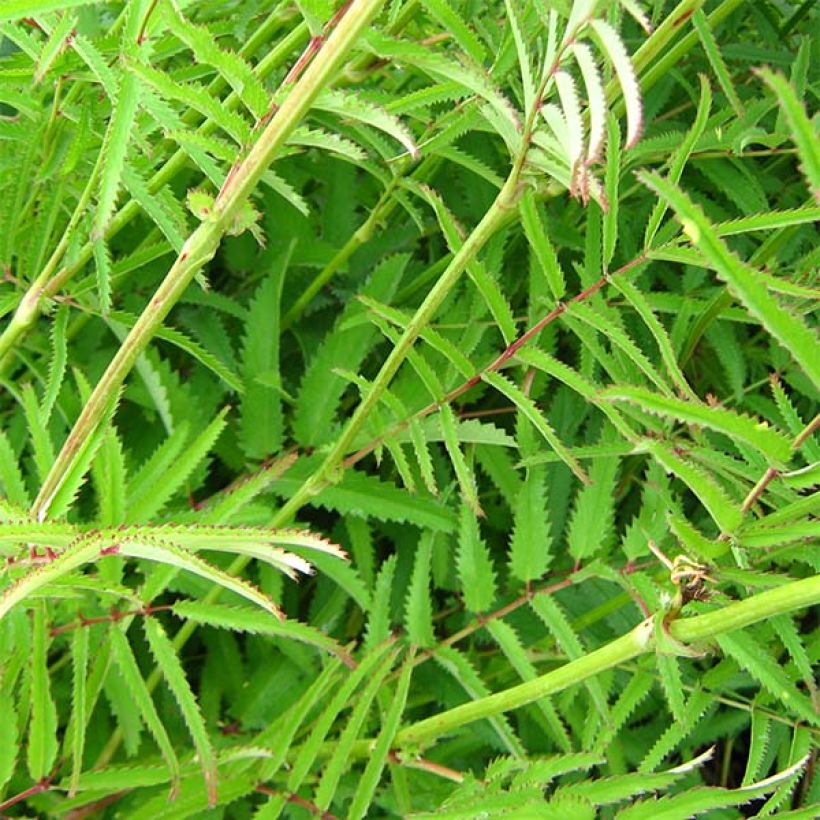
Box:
[644,75,711,248]
[118,539,284,618]
[42,305,68,423]
[482,371,590,484]
[508,466,553,584]
[756,67,819,202]
[313,650,395,811]
[108,625,180,799]
[571,42,606,164]
[34,11,76,84]
[314,89,419,159]
[639,170,820,390]
[68,625,89,796]
[457,503,496,613]
[144,616,218,807]
[27,603,58,781]
[504,0,535,114]
[589,19,642,148]
[0,687,18,791]
[404,533,434,647]
[347,648,415,820]
[554,70,585,187]
[644,440,743,535]
[520,191,565,301]
[691,10,743,118]
[603,385,793,465]
[94,71,140,239]
[440,404,482,515]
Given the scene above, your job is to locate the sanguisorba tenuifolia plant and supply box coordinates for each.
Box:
[0,0,818,816]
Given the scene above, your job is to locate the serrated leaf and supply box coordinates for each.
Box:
[170,600,350,661]
[457,502,496,613]
[347,648,415,820]
[127,408,228,522]
[404,533,434,647]
[482,371,589,484]
[94,70,140,238]
[315,89,418,159]
[508,466,553,583]
[589,19,642,149]
[566,448,618,561]
[639,170,820,390]
[603,385,793,465]
[644,440,743,535]
[756,67,819,203]
[240,265,285,460]
[572,42,607,164]
[67,625,89,796]
[144,616,217,807]
[27,604,58,780]
[119,539,283,618]
[109,625,180,799]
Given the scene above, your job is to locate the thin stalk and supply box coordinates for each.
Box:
[396,575,820,749]
[32,0,388,520]
[273,172,522,524]
[281,175,401,330]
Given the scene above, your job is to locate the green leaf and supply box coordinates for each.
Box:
[508,466,553,584]
[567,440,618,562]
[692,10,743,118]
[163,5,269,118]
[404,533,434,647]
[109,625,180,799]
[644,75,711,247]
[119,539,283,617]
[94,70,140,239]
[286,640,398,795]
[482,371,589,484]
[644,440,743,535]
[0,1,97,21]
[273,460,457,533]
[348,648,415,820]
[603,385,793,465]
[27,604,58,781]
[127,408,228,522]
[0,427,30,506]
[0,686,18,791]
[520,192,565,301]
[423,0,486,65]
[716,630,818,725]
[143,616,217,807]
[240,263,285,460]
[484,618,572,752]
[756,67,820,203]
[440,404,482,515]
[41,304,68,423]
[639,170,820,390]
[365,554,397,651]
[457,502,496,613]
[313,650,395,811]
[67,626,89,796]
[170,600,350,661]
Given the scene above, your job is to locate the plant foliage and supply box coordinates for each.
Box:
[0,0,817,817]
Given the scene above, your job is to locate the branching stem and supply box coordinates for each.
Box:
[396,575,820,749]
[30,0,389,520]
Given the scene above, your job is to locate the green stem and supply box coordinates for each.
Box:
[396,575,819,749]
[31,0,387,520]
[273,172,522,524]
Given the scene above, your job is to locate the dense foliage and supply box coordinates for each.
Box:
[0,0,817,816]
